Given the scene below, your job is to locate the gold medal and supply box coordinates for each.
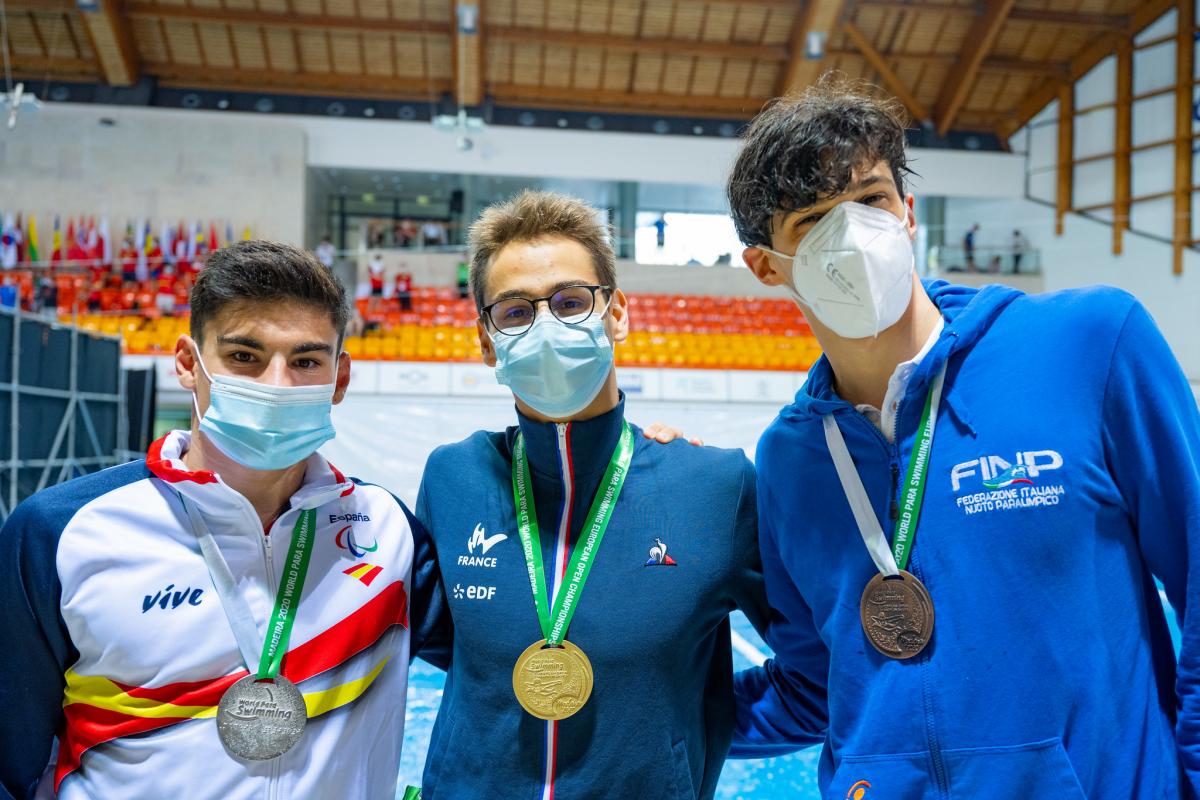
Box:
[859,570,935,659]
[512,639,594,720]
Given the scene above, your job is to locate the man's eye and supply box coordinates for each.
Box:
[861,194,886,205]
[796,214,822,228]
[295,358,320,369]
[230,351,255,363]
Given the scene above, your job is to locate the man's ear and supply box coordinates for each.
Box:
[743,247,787,287]
[607,288,629,344]
[176,335,200,392]
[477,318,497,367]
[332,351,352,404]
[904,193,918,240]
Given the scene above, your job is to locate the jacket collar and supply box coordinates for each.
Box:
[785,279,1022,434]
[511,394,627,482]
[146,430,354,517]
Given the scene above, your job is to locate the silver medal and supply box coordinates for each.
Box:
[216,675,307,760]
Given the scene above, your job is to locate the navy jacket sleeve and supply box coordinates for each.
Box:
[728,456,828,757]
[0,494,75,800]
[411,478,453,671]
[1100,301,1200,797]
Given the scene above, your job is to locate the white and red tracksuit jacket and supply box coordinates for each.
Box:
[0,430,449,799]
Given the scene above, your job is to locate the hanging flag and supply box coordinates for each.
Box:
[188,219,199,259]
[209,222,220,252]
[99,217,111,265]
[135,218,148,281]
[242,225,252,241]
[15,213,25,264]
[0,213,20,269]
[26,215,39,264]
[160,220,174,264]
[52,215,63,263]
[225,220,233,246]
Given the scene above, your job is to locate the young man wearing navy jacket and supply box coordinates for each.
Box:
[414,191,823,799]
[726,78,1200,798]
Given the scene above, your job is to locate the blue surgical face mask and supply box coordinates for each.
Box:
[491,310,614,420]
[192,348,338,471]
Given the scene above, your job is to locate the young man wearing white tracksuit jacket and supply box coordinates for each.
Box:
[0,241,449,799]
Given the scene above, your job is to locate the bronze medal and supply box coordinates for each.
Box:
[859,570,935,659]
[512,639,594,721]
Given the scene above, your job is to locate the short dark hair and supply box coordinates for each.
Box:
[190,240,351,344]
[727,74,913,248]
[468,190,616,311]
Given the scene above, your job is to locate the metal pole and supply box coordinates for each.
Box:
[8,312,19,511]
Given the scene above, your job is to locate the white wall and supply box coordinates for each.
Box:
[301,115,1025,199]
[944,195,1200,380]
[0,104,307,244]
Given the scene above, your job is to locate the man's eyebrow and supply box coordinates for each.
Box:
[785,174,896,220]
[291,342,335,356]
[488,280,594,305]
[217,335,264,350]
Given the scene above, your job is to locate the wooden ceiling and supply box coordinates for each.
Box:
[1,0,1179,138]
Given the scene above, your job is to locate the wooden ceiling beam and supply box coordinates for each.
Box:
[8,54,97,75]
[490,82,766,115]
[1173,0,1194,274]
[826,48,952,65]
[998,0,1176,139]
[78,0,139,85]
[979,56,1067,76]
[485,25,788,61]
[1007,8,1125,28]
[124,4,451,36]
[451,0,484,106]
[145,62,453,96]
[778,0,846,96]
[932,0,1016,135]
[843,20,930,124]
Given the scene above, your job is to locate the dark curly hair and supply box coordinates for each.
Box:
[727,74,914,248]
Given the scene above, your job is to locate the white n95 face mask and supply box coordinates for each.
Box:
[762,201,916,339]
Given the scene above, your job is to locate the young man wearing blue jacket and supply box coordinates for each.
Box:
[414,191,823,799]
[727,79,1200,798]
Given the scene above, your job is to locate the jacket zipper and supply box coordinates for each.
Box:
[260,508,282,800]
[539,422,574,800]
[845,403,950,798]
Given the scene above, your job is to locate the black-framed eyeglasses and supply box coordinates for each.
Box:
[481,284,611,337]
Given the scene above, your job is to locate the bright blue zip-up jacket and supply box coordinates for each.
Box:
[738,280,1200,799]
[416,396,824,800]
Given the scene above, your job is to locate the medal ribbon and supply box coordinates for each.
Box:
[822,364,947,576]
[182,498,318,680]
[511,421,633,646]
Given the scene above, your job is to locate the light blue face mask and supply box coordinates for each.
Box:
[193,350,338,471]
[492,310,614,420]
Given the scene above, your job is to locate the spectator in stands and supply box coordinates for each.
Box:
[155,264,177,315]
[146,236,165,280]
[118,236,138,284]
[393,264,413,312]
[963,222,979,271]
[315,234,336,269]
[1012,228,1028,273]
[367,252,386,311]
[653,213,668,248]
[421,220,445,247]
[726,74,1200,800]
[455,256,470,300]
[400,219,418,248]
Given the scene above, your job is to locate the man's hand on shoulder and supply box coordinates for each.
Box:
[642,422,703,447]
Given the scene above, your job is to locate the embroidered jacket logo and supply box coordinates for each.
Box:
[335,525,378,558]
[952,450,1066,516]
[845,780,871,800]
[644,537,677,566]
[459,523,506,568]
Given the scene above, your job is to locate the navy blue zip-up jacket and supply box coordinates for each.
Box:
[737,281,1200,799]
[416,396,823,800]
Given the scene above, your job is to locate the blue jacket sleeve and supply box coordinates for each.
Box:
[410,478,453,671]
[728,456,828,757]
[0,494,75,800]
[1100,301,1200,797]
